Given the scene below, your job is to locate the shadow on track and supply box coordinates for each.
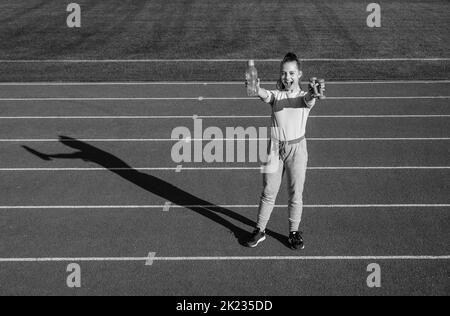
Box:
[23,136,290,248]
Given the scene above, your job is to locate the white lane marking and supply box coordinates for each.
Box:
[330,96,450,100]
[308,138,450,141]
[0,204,448,210]
[0,255,449,263]
[0,115,271,119]
[0,115,449,119]
[0,97,216,101]
[145,252,157,266]
[0,58,449,62]
[0,96,448,101]
[162,202,172,212]
[0,138,449,142]
[0,166,449,172]
[0,80,449,85]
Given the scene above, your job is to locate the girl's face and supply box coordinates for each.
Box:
[280,61,302,90]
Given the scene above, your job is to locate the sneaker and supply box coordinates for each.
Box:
[245,228,266,248]
[288,231,305,250]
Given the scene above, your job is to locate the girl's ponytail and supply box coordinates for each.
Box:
[282,52,301,66]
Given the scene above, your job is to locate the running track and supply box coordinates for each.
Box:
[0,81,449,295]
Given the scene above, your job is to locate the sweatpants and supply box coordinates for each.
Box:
[257,137,308,232]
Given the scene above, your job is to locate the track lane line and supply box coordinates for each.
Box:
[0,138,448,142]
[0,166,449,171]
[0,204,448,209]
[0,255,449,263]
[0,115,449,119]
[1,58,449,62]
[0,96,449,101]
[0,80,450,85]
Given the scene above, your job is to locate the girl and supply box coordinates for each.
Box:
[245,53,325,250]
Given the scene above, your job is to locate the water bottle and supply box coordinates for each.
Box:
[246,60,258,96]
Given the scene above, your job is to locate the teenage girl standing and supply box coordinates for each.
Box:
[245,53,325,250]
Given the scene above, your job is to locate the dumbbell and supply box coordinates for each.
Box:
[309,77,326,100]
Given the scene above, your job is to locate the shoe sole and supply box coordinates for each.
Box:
[247,235,266,248]
[289,244,305,250]
[289,240,305,250]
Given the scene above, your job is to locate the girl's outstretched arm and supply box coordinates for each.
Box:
[255,79,277,105]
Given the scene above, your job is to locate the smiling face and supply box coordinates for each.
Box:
[280,61,302,91]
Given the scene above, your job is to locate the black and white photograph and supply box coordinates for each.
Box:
[0,0,448,299]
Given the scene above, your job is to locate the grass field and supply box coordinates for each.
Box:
[0,0,449,81]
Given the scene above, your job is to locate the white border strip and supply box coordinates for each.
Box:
[0,96,449,101]
[1,138,449,142]
[0,255,449,263]
[0,166,449,172]
[0,115,449,119]
[0,204,448,210]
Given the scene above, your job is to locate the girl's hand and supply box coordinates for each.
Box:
[245,78,261,90]
[246,79,267,99]
[309,78,326,100]
[318,79,326,99]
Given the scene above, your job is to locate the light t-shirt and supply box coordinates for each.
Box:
[261,89,316,142]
